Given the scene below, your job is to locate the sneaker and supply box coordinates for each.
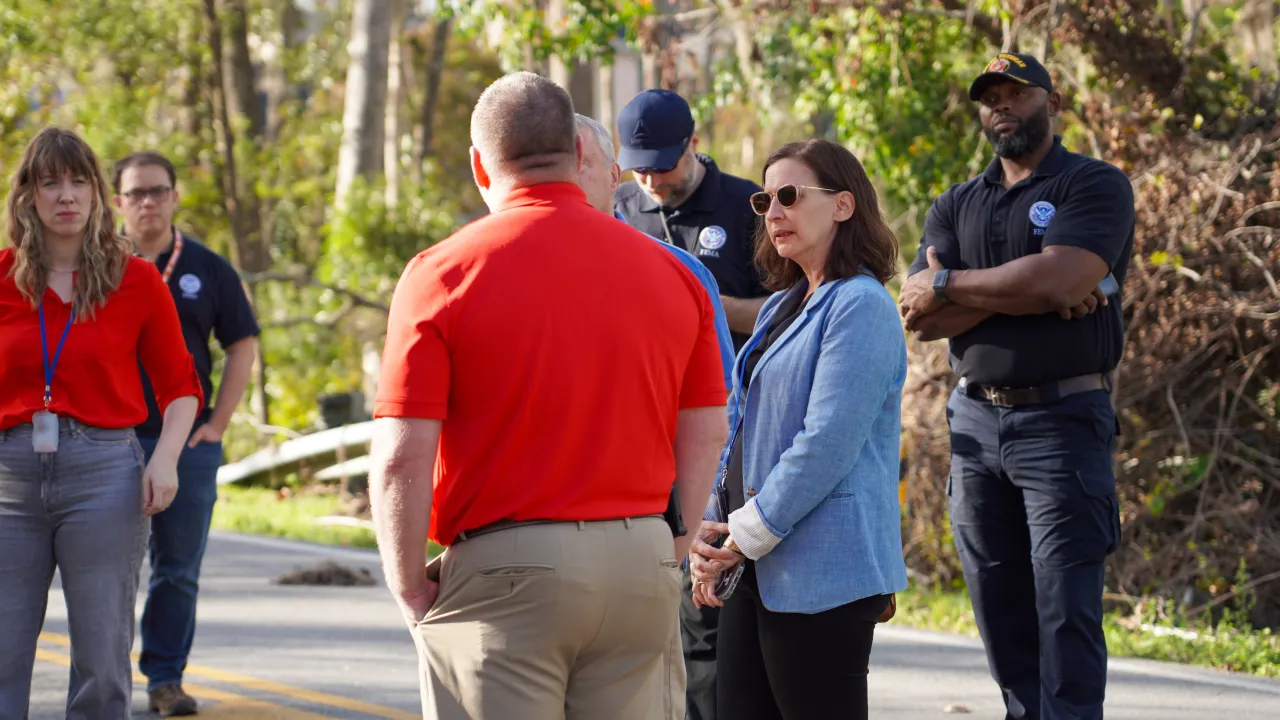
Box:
[149,684,198,716]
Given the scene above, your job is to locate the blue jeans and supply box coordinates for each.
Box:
[136,435,222,691]
[947,388,1120,720]
[0,418,147,720]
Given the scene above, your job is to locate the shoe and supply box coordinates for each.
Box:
[149,684,198,716]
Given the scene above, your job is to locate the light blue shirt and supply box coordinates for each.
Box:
[706,274,909,613]
[615,210,735,386]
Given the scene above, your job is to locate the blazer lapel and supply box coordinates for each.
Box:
[750,278,849,383]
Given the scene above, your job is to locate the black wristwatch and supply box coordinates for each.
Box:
[932,268,952,303]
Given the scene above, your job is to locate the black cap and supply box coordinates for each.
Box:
[616,89,695,172]
[968,53,1054,101]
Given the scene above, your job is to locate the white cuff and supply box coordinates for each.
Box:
[727,499,783,560]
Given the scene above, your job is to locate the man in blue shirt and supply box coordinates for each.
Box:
[576,114,734,720]
[575,114,734,385]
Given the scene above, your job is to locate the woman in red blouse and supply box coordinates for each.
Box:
[0,127,203,718]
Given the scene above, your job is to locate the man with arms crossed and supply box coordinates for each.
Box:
[899,54,1134,720]
[370,73,728,720]
[114,151,260,717]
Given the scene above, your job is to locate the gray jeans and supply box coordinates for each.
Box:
[0,418,148,720]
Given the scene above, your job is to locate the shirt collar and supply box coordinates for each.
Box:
[981,134,1067,186]
[636,154,722,215]
[495,182,589,213]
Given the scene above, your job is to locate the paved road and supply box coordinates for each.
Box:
[29,532,1280,718]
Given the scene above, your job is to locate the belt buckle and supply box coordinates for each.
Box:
[985,387,1014,408]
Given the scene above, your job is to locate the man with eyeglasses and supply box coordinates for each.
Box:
[113,151,260,717]
[613,89,767,720]
[613,89,769,355]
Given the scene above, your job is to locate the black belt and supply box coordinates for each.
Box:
[452,515,665,545]
[959,372,1110,408]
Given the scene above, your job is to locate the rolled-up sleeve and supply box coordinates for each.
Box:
[137,267,204,416]
[728,284,904,560]
[374,255,453,420]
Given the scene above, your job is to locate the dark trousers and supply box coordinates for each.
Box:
[716,563,888,720]
[947,388,1121,720]
[137,435,222,691]
[680,566,718,720]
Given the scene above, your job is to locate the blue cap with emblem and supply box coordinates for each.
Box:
[969,52,1055,101]
[616,89,695,173]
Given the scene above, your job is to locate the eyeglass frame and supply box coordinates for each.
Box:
[119,185,174,204]
[749,184,840,215]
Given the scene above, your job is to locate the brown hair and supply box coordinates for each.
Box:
[753,139,899,290]
[4,126,130,319]
[112,150,177,193]
[470,72,577,175]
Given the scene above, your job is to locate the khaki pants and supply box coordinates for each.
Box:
[412,517,684,720]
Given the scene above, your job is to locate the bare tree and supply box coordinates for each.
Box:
[385,0,405,208]
[335,0,393,208]
[414,14,452,177]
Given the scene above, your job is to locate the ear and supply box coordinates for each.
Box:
[113,195,123,212]
[833,191,855,223]
[170,188,180,206]
[574,135,584,173]
[1047,90,1062,117]
[470,146,490,190]
[609,162,621,194]
[690,132,699,154]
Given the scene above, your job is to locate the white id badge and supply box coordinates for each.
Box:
[32,410,59,453]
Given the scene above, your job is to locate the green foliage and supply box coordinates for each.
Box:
[898,585,1280,677]
[450,0,652,70]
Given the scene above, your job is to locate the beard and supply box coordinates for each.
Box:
[983,103,1051,159]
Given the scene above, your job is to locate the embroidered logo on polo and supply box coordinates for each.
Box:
[178,273,202,299]
[1029,201,1056,236]
[698,225,727,254]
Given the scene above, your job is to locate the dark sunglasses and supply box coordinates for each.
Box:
[632,139,691,176]
[749,184,838,215]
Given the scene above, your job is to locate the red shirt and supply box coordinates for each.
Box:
[0,249,204,431]
[374,183,727,545]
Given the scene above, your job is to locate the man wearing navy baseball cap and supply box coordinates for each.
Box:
[614,89,769,358]
[899,52,1135,720]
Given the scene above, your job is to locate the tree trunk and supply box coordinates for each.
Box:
[335,0,394,209]
[264,0,301,141]
[596,59,615,143]
[384,0,404,208]
[547,0,572,91]
[414,15,451,175]
[203,0,270,425]
[224,0,264,140]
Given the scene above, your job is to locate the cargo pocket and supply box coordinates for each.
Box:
[1075,469,1120,556]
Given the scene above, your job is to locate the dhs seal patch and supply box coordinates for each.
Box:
[178,273,202,299]
[1029,201,1056,235]
[698,225,727,252]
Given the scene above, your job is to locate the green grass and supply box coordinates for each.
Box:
[898,586,1280,678]
[212,485,380,549]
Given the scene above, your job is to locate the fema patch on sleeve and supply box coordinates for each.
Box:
[1029,201,1056,236]
[698,225,727,253]
[178,273,202,299]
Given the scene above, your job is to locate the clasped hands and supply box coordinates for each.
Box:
[688,520,745,609]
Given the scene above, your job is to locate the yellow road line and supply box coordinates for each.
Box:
[39,632,417,720]
[33,648,335,719]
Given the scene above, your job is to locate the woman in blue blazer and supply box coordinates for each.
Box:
[689,138,908,720]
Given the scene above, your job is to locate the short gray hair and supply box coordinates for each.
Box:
[574,114,615,160]
[470,72,577,173]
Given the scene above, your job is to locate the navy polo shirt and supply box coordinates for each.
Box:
[909,136,1135,388]
[137,231,260,437]
[614,154,769,349]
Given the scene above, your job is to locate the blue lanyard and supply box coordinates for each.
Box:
[38,302,75,408]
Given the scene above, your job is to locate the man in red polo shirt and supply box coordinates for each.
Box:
[369,72,728,720]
